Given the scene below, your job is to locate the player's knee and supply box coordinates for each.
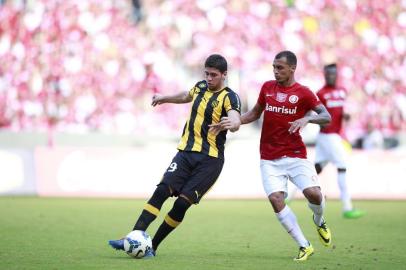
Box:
[168,197,192,222]
[175,196,192,211]
[149,184,171,207]
[179,194,195,205]
[337,167,346,173]
[155,184,172,198]
[268,192,285,212]
[303,187,323,204]
[315,163,323,174]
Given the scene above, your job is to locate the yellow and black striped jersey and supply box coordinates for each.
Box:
[177,80,241,158]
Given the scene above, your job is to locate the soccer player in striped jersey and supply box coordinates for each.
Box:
[108,54,241,257]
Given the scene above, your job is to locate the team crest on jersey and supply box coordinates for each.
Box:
[276,92,287,102]
[211,100,219,108]
[289,95,299,104]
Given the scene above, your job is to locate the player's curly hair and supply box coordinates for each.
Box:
[205,54,227,73]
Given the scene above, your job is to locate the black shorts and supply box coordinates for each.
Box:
[160,151,224,204]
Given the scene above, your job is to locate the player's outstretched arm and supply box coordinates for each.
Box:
[208,110,241,134]
[151,92,192,106]
[288,104,331,134]
[308,104,331,125]
[223,110,241,132]
[209,103,263,135]
[241,103,263,125]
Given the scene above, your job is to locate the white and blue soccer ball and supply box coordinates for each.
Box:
[123,230,152,258]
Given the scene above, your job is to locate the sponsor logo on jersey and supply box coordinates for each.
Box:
[265,104,297,114]
[289,95,299,104]
[325,90,346,99]
[326,100,344,108]
[276,92,287,102]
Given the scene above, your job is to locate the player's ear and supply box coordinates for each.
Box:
[222,71,227,80]
[290,65,296,72]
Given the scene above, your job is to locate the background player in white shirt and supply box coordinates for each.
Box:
[314,63,365,219]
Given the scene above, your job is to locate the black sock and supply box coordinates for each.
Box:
[152,221,175,251]
[133,209,157,231]
[133,184,171,231]
[152,197,191,251]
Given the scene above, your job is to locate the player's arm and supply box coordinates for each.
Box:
[208,110,241,134]
[151,91,192,106]
[219,109,241,132]
[343,112,350,122]
[288,104,331,134]
[241,103,263,124]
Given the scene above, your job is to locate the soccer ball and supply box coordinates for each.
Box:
[123,230,152,258]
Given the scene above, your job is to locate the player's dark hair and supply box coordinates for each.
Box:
[275,51,297,66]
[205,54,227,73]
[324,63,337,70]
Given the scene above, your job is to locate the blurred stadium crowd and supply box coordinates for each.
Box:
[0,0,405,147]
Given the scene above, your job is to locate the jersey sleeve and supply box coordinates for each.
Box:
[224,91,241,113]
[189,80,207,97]
[316,89,325,106]
[188,86,197,98]
[304,87,321,111]
[257,82,267,107]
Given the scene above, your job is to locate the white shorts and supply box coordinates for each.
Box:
[315,133,347,168]
[260,157,319,197]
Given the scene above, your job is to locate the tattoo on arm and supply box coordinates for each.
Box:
[308,104,331,125]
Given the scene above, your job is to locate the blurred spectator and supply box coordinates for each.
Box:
[0,0,405,141]
[141,63,160,94]
[362,124,384,150]
[131,0,142,23]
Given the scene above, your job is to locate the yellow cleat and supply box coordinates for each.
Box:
[316,221,332,247]
[294,244,314,261]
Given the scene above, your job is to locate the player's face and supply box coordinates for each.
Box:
[205,67,226,91]
[273,57,295,85]
[324,67,337,86]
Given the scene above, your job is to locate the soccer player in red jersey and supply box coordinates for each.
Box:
[212,51,332,261]
[315,63,364,219]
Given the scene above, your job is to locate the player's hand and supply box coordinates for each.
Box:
[208,123,224,135]
[288,117,309,134]
[208,117,230,135]
[217,117,236,130]
[209,117,240,135]
[151,94,164,106]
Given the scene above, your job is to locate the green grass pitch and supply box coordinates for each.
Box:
[1,197,405,270]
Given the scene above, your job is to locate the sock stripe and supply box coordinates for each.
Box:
[144,203,160,216]
[164,214,181,228]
